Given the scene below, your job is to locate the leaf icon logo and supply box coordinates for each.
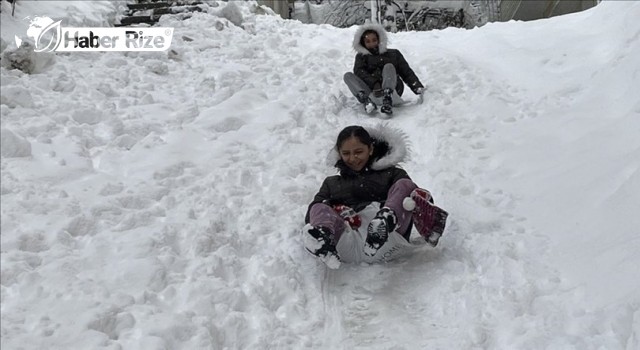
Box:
[34,20,62,53]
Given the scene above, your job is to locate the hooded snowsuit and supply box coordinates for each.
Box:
[305,124,417,243]
[351,23,424,96]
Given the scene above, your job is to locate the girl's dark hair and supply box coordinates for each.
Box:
[359,30,379,47]
[336,125,373,150]
[334,125,390,171]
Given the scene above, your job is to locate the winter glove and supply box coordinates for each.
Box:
[332,204,362,229]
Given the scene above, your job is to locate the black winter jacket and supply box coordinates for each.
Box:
[353,49,423,96]
[305,125,411,223]
[352,23,424,96]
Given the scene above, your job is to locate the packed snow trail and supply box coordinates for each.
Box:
[1,2,639,349]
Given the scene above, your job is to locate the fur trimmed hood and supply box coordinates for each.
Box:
[326,124,410,173]
[352,22,388,55]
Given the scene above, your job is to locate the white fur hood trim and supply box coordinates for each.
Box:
[326,124,410,170]
[352,22,388,55]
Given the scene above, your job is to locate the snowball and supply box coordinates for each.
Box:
[1,129,32,158]
[402,197,416,211]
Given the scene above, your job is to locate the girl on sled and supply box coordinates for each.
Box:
[302,125,448,268]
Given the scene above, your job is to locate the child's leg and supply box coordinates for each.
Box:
[383,178,418,235]
[381,63,397,91]
[343,72,372,99]
[308,203,347,242]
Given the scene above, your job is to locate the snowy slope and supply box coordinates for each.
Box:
[1,1,639,349]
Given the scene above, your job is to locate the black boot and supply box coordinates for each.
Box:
[364,207,397,256]
[356,91,376,114]
[356,91,368,104]
[380,88,393,115]
[302,224,341,268]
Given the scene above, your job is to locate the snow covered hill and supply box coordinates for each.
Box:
[1,1,639,349]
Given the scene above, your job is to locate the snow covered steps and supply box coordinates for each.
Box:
[116,1,203,27]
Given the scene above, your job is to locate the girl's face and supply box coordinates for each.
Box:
[339,136,372,172]
[363,33,379,50]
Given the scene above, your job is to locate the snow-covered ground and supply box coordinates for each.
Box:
[2,1,639,349]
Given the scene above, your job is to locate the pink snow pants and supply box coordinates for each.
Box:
[308,178,417,242]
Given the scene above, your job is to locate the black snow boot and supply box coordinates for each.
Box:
[380,88,393,115]
[302,224,341,268]
[356,91,376,114]
[356,91,368,104]
[364,207,397,256]
[303,225,338,257]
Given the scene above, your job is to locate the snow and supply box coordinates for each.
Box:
[1,0,639,349]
